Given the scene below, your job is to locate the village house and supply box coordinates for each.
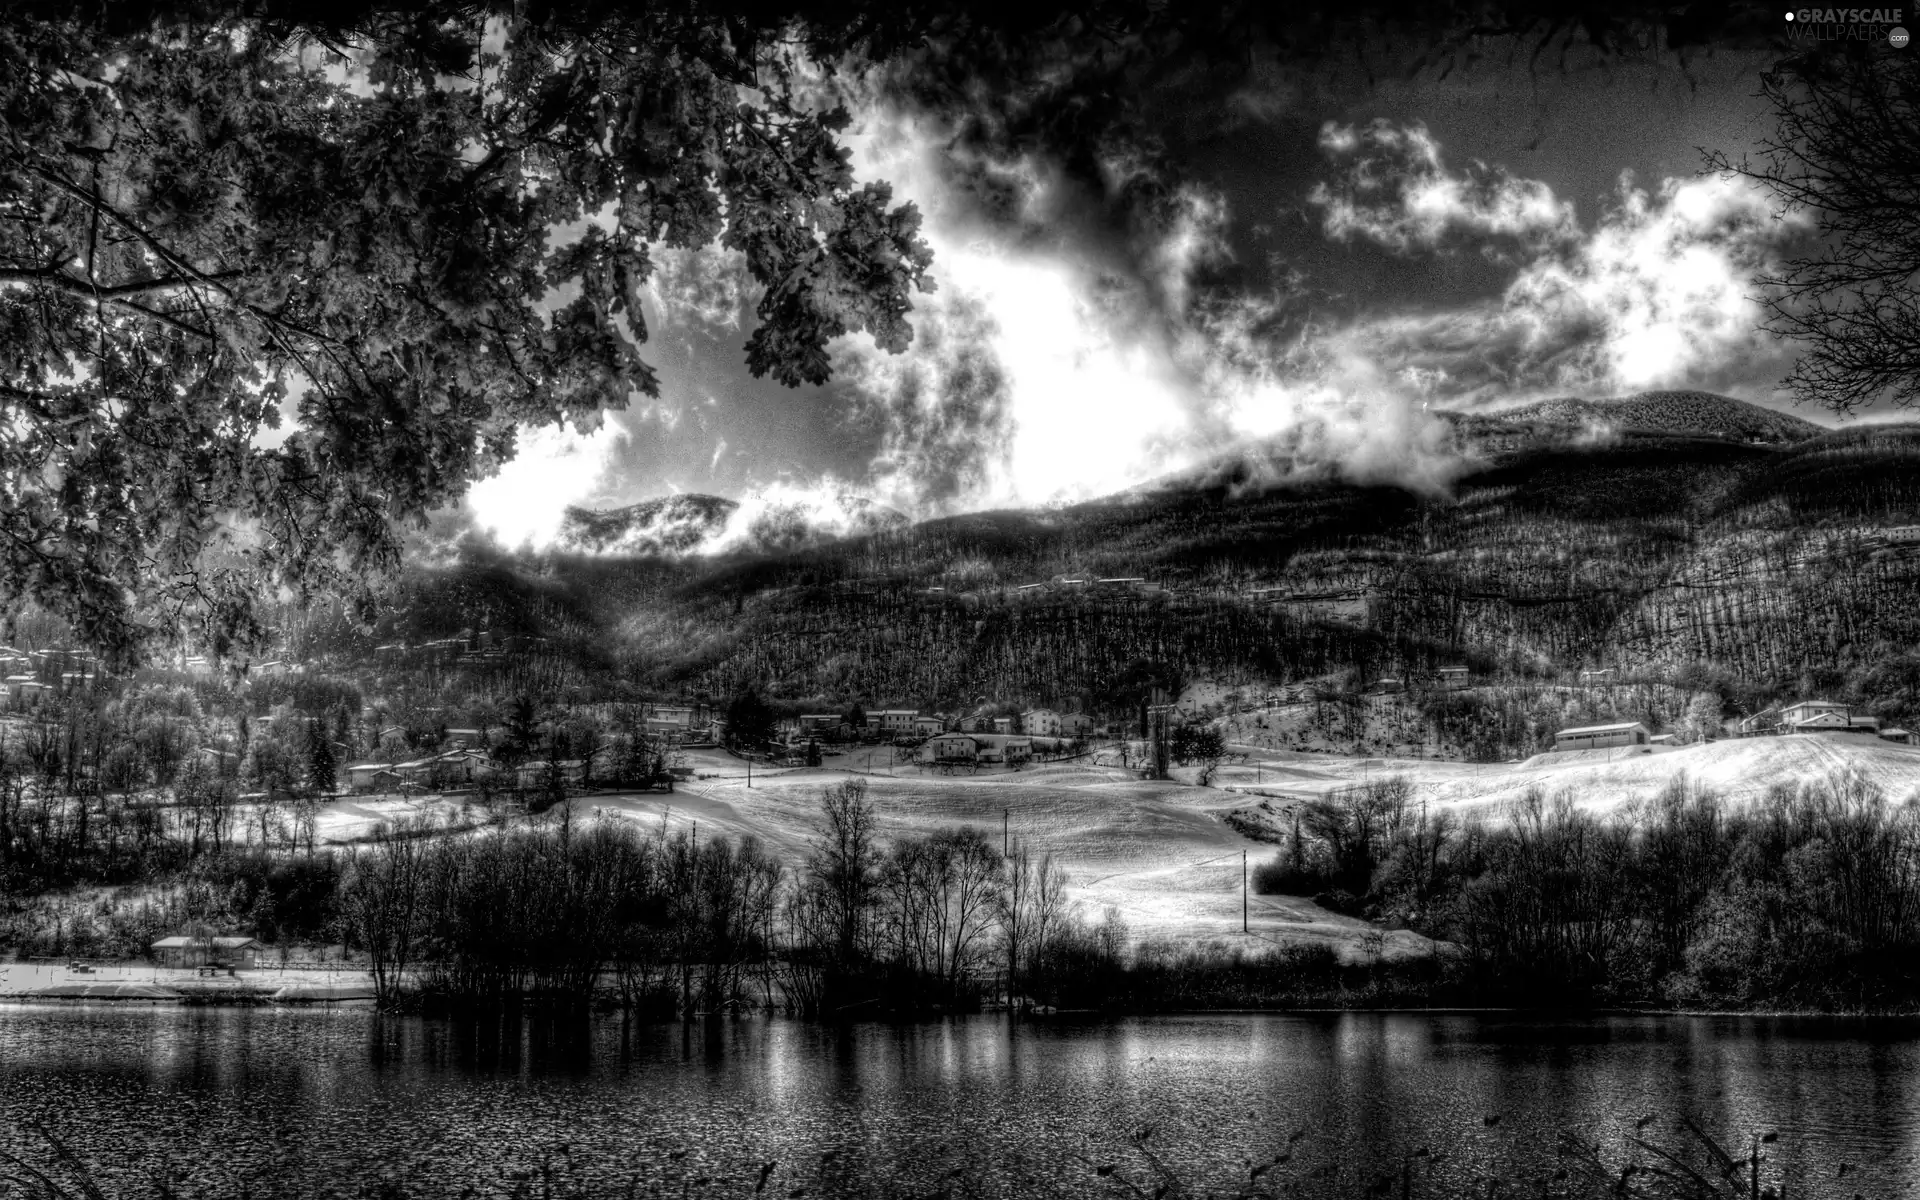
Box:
[976,735,1032,765]
[1778,699,1884,737]
[413,748,495,787]
[798,713,842,736]
[1060,713,1095,738]
[150,935,262,970]
[1553,721,1651,751]
[1021,708,1063,737]
[912,715,945,736]
[647,703,703,727]
[645,717,689,743]
[1438,665,1471,688]
[872,709,919,735]
[1882,728,1914,745]
[346,762,402,791]
[0,675,48,709]
[992,716,1014,734]
[514,759,586,789]
[921,733,982,764]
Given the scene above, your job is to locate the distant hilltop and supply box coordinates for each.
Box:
[1487,391,1825,443]
[558,494,737,555]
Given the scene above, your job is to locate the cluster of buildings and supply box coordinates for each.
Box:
[339,703,705,795]
[784,706,1097,744]
[1552,699,1915,753]
[1738,700,1911,744]
[0,646,97,709]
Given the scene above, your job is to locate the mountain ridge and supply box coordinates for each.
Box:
[1483,390,1824,442]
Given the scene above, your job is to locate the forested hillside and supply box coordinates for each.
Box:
[285,399,1920,750]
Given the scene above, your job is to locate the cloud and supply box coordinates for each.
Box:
[1301,124,1813,402]
[464,421,627,547]
[812,100,1467,513]
[834,290,1013,509]
[1502,171,1809,393]
[1310,120,1579,258]
[466,106,1811,557]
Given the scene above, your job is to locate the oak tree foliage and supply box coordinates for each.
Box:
[0,3,935,668]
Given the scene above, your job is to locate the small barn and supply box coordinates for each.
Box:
[1553,721,1651,751]
[151,935,262,969]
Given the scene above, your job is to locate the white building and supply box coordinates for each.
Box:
[873,709,919,734]
[1779,699,1850,728]
[1021,709,1063,737]
[1552,721,1651,750]
[1779,700,1882,737]
[912,715,945,736]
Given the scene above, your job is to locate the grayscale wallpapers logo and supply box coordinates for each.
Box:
[1785,7,1910,40]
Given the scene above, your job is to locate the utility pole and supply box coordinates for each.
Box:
[1242,850,1249,934]
[1003,807,1010,857]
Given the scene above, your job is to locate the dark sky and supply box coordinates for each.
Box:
[464,35,1837,548]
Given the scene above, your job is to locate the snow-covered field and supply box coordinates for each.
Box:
[305,737,1920,964]
[1210,734,1920,814]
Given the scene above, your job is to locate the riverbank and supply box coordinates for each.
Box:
[0,961,377,1005]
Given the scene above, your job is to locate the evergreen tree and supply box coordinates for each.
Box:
[307,722,337,794]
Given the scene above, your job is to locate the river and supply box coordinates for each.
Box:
[0,1006,1914,1198]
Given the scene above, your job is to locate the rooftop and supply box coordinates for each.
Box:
[1556,722,1648,736]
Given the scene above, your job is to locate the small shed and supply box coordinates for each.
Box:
[151,935,262,969]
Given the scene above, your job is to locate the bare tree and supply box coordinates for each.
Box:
[808,779,880,970]
[1709,51,1920,412]
[340,821,427,1005]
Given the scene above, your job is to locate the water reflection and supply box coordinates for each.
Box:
[1,1008,1917,1198]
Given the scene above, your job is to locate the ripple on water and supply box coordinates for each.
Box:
[0,1006,1916,1198]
